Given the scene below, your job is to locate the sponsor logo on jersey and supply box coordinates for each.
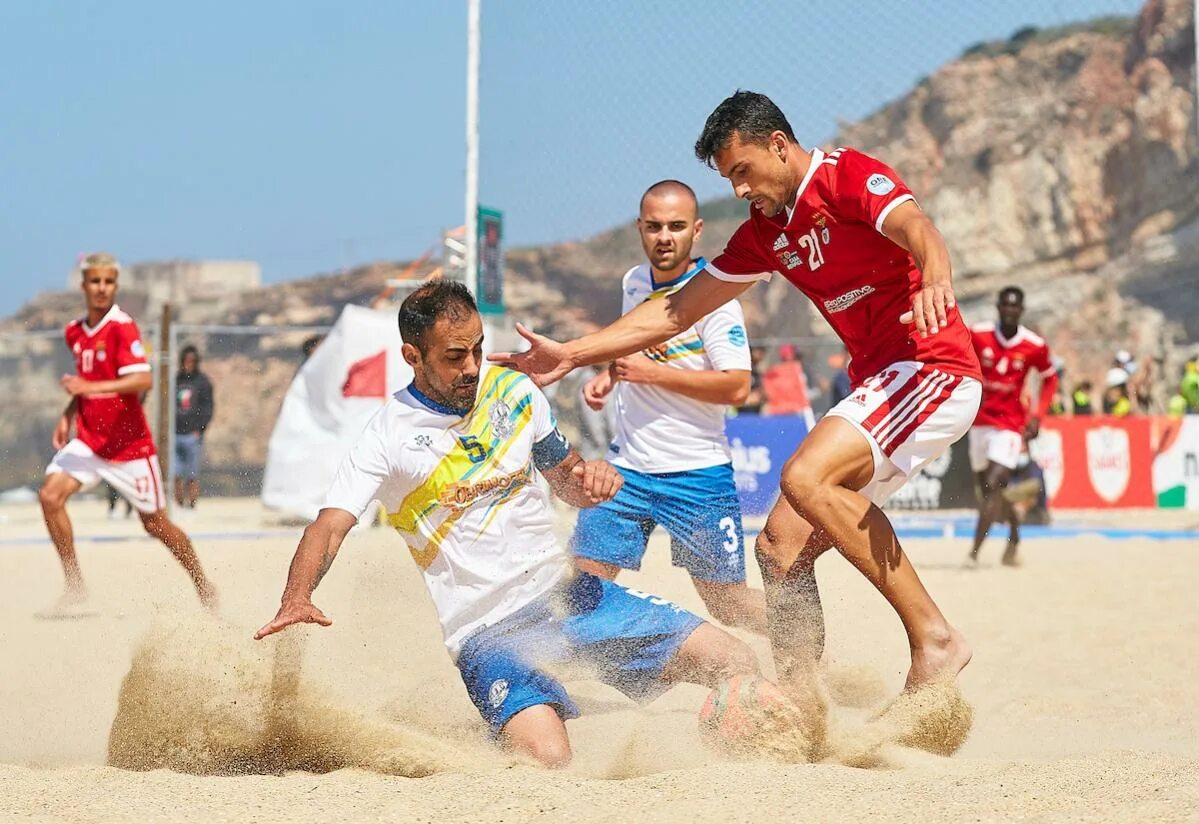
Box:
[866,174,896,196]
[415,433,433,448]
[777,250,803,270]
[489,398,515,440]
[727,325,746,347]
[1086,426,1131,503]
[773,233,788,251]
[130,340,145,358]
[440,465,532,510]
[488,679,509,708]
[823,285,876,313]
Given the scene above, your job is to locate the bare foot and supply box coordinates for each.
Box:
[961,555,980,570]
[1001,548,1022,567]
[904,625,971,691]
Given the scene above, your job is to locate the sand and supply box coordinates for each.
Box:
[1,497,1197,822]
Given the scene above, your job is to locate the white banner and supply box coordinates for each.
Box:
[262,305,413,520]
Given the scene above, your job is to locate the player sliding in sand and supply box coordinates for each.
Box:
[38,252,218,616]
[491,91,984,699]
[256,281,798,768]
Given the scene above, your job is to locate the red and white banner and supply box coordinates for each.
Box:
[262,305,413,520]
[1029,417,1155,508]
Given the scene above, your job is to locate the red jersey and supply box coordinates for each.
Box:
[65,304,156,461]
[708,147,981,387]
[970,321,1057,433]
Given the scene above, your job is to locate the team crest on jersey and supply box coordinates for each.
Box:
[488,399,515,440]
[772,233,788,251]
[777,250,803,270]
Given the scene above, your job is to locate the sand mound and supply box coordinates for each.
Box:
[107,618,507,777]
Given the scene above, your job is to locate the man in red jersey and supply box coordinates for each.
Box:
[38,253,217,615]
[491,91,982,700]
[967,286,1057,567]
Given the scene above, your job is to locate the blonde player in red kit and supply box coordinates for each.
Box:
[492,91,982,701]
[38,253,217,616]
[967,286,1058,567]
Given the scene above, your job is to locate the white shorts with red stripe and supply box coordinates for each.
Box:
[826,361,981,506]
[967,426,1024,472]
[46,438,167,514]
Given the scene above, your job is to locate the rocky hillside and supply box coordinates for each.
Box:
[0,0,1194,493]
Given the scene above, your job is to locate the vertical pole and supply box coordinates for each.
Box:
[156,304,172,512]
[167,323,178,514]
[465,0,480,297]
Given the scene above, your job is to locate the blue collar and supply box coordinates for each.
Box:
[650,257,707,291]
[407,382,471,417]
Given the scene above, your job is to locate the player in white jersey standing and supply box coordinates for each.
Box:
[255,281,797,768]
[572,180,766,634]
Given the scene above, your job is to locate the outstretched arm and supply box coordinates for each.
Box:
[886,201,955,339]
[612,354,751,406]
[254,507,357,639]
[490,271,753,387]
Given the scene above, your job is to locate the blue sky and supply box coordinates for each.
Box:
[0,0,1143,316]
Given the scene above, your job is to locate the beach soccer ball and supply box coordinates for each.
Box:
[698,674,796,755]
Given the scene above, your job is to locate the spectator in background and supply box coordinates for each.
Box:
[1072,381,1094,416]
[1102,371,1131,417]
[1179,358,1199,414]
[827,347,852,411]
[738,345,767,414]
[175,345,214,509]
[762,343,815,426]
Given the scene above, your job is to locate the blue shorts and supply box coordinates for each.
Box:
[174,432,204,481]
[456,573,703,735]
[569,463,747,583]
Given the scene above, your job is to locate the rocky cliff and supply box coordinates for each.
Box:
[0,0,1194,493]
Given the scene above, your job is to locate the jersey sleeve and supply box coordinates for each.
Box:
[115,322,152,376]
[831,149,917,234]
[1030,341,1054,377]
[708,219,777,283]
[696,299,752,371]
[322,410,403,520]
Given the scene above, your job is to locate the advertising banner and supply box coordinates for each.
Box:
[1152,416,1199,509]
[1031,417,1155,508]
[726,414,809,516]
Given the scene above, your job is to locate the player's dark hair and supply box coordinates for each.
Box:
[398,279,478,353]
[998,286,1024,305]
[178,344,200,368]
[694,90,798,169]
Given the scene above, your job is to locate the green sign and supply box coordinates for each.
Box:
[477,206,504,315]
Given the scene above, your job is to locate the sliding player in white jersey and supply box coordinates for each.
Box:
[572,180,766,633]
[256,280,795,768]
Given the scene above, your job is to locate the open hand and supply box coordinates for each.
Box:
[488,323,574,387]
[254,599,332,640]
[899,281,955,338]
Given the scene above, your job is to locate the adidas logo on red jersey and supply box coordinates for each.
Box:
[772,233,788,251]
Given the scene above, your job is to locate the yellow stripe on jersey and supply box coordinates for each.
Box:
[388,368,537,570]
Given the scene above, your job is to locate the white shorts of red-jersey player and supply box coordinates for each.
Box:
[46,438,167,515]
[826,361,981,505]
[966,427,1024,473]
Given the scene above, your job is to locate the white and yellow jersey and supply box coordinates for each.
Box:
[324,365,573,657]
[610,259,752,473]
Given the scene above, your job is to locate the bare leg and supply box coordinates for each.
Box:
[173,478,185,507]
[139,510,218,609]
[969,463,1012,563]
[659,621,760,687]
[187,479,200,508]
[39,473,87,601]
[778,416,970,690]
[753,499,835,680]
[690,578,767,635]
[573,557,620,580]
[499,704,572,768]
[1002,496,1022,566]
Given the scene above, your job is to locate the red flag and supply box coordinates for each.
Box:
[342,350,388,398]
